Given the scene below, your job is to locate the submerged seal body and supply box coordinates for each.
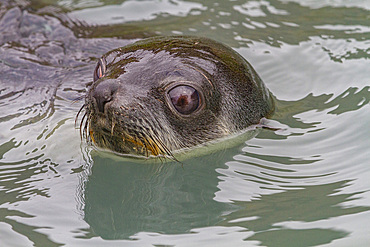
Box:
[82,36,274,157]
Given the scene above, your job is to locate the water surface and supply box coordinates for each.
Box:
[0,0,369,246]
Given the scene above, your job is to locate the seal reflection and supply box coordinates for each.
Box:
[81,151,238,239]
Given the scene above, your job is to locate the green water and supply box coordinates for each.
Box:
[0,0,369,246]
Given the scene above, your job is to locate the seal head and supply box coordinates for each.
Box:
[81,36,274,157]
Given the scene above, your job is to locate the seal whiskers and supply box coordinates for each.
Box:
[75,104,89,141]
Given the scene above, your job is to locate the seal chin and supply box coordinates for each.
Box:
[86,114,172,158]
[90,128,168,157]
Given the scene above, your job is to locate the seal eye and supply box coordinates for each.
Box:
[168,85,200,115]
[93,59,106,81]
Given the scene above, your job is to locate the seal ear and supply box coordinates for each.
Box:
[93,58,106,82]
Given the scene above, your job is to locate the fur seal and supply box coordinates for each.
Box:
[79,36,274,158]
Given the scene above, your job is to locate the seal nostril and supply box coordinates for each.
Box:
[92,80,119,113]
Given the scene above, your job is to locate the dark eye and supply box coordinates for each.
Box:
[168,85,200,115]
[93,59,106,81]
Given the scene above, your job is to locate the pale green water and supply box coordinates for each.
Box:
[0,0,369,246]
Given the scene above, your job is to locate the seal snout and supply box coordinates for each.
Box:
[92,79,119,113]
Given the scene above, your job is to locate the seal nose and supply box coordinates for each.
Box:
[92,79,119,113]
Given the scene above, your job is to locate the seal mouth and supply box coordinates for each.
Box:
[76,104,175,159]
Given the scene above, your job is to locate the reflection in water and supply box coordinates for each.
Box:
[69,0,206,25]
[251,229,346,247]
[268,86,370,132]
[0,140,62,246]
[0,207,62,247]
[224,181,369,246]
[81,151,238,239]
[60,0,370,65]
